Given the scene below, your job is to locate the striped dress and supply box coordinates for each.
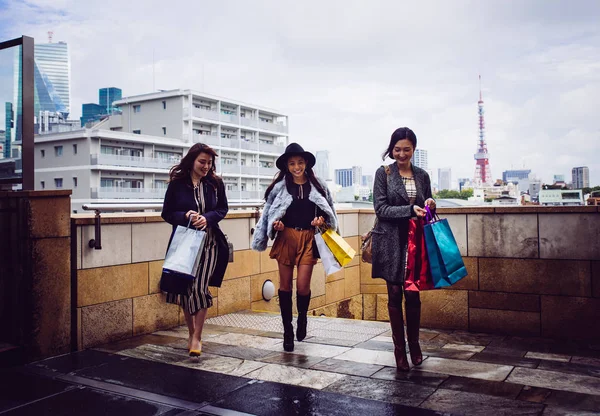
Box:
[166,181,218,314]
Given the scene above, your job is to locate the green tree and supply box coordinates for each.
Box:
[368,191,373,202]
[434,189,473,200]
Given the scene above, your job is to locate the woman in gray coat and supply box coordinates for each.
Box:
[371,127,436,372]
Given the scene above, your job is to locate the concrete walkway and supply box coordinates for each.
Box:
[2,311,600,415]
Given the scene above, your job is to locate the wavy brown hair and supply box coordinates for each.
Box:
[169,143,221,188]
[264,160,327,200]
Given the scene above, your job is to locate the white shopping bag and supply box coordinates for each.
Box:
[163,221,206,278]
[314,229,342,276]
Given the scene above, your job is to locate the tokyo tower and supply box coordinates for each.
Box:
[474,75,492,185]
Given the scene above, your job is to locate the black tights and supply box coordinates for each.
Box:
[386,282,421,309]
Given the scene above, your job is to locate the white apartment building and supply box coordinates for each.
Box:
[34,89,289,210]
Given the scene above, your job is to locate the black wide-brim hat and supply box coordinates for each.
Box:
[275,143,316,170]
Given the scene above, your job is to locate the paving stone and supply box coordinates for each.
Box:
[117,345,189,365]
[541,406,600,415]
[244,363,345,390]
[433,331,503,347]
[420,388,544,416]
[414,357,513,382]
[334,347,397,367]
[507,367,600,396]
[259,352,328,369]
[439,376,524,399]
[208,332,284,350]
[176,353,268,377]
[0,369,73,412]
[442,343,485,353]
[543,390,600,413]
[272,342,350,358]
[94,334,182,353]
[571,356,600,368]
[324,375,436,407]
[310,358,384,377]
[469,352,540,369]
[371,367,449,388]
[74,354,251,404]
[481,346,528,358]
[200,341,275,361]
[421,346,476,360]
[524,352,571,362]
[303,336,362,347]
[2,386,183,416]
[516,386,552,403]
[212,379,442,416]
[354,340,394,352]
[537,360,600,378]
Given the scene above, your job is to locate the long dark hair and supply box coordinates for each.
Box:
[381,127,418,160]
[169,143,221,189]
[264,162,327,200]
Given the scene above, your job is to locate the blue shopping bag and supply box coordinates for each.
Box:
[423,207,468,288]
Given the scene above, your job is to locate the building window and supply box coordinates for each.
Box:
[54,146,63,157]
[133,130,141,134]
[133,105,141,113]
[41,149,45,158]
[54,178,63,188]
[73,144,78,154]
[40,181,45,189]
[73,177,78,187]
[162,101,166,110]
[162,127,167,135]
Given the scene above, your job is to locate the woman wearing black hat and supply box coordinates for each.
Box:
[251,143,338,352]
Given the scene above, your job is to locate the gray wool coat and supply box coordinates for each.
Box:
[371,162,433,284]
[251,178,338,252]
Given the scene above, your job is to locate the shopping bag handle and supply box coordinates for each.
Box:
[425,206,439,223]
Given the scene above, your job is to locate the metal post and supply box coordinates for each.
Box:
[21,36,34,190]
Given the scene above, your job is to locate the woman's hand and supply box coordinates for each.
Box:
[413,205,427,218]
[273,220,285,231]
[192,214,207,230]
[186,210,198,220]
[311,216,325,227]
[425,198,436,210]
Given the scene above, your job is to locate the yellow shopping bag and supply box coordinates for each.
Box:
[320,228,356,267]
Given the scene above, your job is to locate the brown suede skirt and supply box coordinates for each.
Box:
[269,227,317,266]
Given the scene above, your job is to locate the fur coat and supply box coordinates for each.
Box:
[251,178,338,251]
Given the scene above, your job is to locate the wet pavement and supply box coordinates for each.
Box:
[2,311,600,415]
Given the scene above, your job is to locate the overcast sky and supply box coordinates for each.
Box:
[1,0,599,186]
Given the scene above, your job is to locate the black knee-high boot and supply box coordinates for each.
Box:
[296,291,311,341]
[279,290,294,352]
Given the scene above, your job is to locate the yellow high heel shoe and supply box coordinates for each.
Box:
[189,341,202,357]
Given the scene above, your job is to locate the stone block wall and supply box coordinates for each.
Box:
[73,211,363,349]
[73,205,600,349]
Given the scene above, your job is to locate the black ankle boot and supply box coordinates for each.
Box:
[279,290,294,352]
[296,292,311,341]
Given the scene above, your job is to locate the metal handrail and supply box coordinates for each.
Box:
[81,202,264,250]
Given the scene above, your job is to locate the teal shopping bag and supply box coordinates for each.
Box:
[423,207,468,288]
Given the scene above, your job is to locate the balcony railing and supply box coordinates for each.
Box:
[259,166,278,177]
[220,113,239,124]
[91,154,178,170]
[240,190,262,200]
[259,120,288,134]
[220,137,240,149]
[91,187,167,199]
[194,133,220,146]
[240,140,259,151]
[258,142,286,154]
[192,107,219,121]
[241,166,259,175]
[240,117,257,128]
[219,164,240,174]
